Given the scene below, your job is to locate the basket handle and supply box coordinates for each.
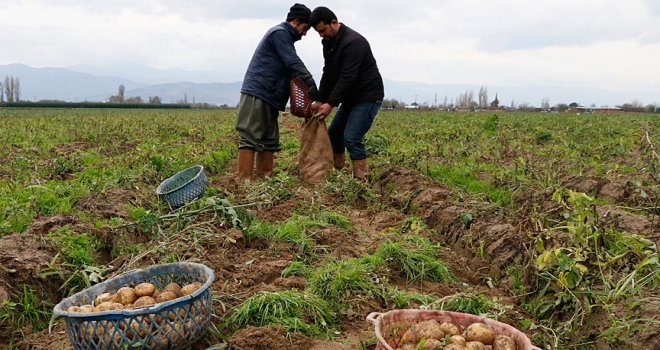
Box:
[366,312,382,325]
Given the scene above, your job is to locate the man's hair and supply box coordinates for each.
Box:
[309,6,337,27]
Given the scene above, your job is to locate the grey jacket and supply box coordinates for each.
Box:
[240,22,318,111]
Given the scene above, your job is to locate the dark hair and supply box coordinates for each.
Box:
[309,6,337,27]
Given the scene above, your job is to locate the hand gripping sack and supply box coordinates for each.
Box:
[299,117,334,183]
[290,77,313,118]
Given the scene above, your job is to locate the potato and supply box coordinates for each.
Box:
[400,320,445,344]
[179,282,202,297]
[465,323,496,345]
[83,322,104,342]
[114,287,138,305]
[147,334,169,350]
[67,306,82,313]
[94,292,115,307]
[420,338,443,350]
[163,282,182,296]
[128,319,148,339]
[450,335,467,346]
[492,335,516,350]
[155,291,178,304]
[79,304,95,313]
[134,283,156,297]
[466,341,487,350]
[95,301,122,312]
[101,326,122,348]
[444,344,468,350]
[485,346,492,350]
[399,344,415,350]
[134,296,156,307]
[440,322,461,336]
[165,307,187,322]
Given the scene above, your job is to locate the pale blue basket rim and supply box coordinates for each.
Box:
[155,165,205,196]
[53,262,214,319]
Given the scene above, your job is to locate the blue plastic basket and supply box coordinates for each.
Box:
[53,263,214,350]
[156,165,208,207]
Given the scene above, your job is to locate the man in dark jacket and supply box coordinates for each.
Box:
[309,6,384,180]
[236,3,318,180]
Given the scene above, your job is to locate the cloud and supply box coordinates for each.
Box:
[0,0,658,101]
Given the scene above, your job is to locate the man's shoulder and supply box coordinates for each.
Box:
[340,24,366,43]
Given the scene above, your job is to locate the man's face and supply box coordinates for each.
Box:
[313,20,339,41]
[293,20,310,36]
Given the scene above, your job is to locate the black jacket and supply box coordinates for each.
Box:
[318,24,384,107]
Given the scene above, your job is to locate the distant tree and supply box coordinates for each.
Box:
[457,90,475,107]
[569,102,579,108]
[555,103,569,112]
[2,76,21,102]
[13,78,20,102]
[541,98,550,110]
[149,96,162,104]
[108,84,126,103]
[177,93,189,104]
[478,86,488,107]
[630,100,644,108]
[4,76,13,102]
[124,96,143,104]
[381,98,399,109]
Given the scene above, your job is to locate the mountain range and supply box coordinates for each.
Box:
[0,63,654,107]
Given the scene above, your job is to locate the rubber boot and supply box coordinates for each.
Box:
[237,149,255,180]
[333,153,347,170]
[255,151,274,178]
[352,159,369,181]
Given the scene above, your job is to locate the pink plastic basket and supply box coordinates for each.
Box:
[366,309,541,350]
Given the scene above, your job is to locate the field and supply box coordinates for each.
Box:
[1,108,660,349]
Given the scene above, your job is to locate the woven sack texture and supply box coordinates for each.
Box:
[299,117,333,183]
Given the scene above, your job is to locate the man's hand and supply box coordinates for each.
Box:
[314,103,333,120]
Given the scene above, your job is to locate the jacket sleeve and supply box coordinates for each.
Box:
[271,30,320,101]
[326,38,366,107]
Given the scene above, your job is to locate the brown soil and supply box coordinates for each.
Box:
[7,161,660,350]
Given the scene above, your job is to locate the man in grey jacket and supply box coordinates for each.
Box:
[236,3,318,180]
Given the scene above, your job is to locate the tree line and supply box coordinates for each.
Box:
[1,76,21,102]
[380,85,659,113]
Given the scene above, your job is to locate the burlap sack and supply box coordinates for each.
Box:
[299,117,334,183]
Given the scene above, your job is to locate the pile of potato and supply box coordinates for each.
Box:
[67,281,203,314]
[396,320,517,350]
[65,281,205,349]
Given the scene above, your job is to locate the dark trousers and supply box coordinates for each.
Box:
[236,94,281,151]
[328,101,382,160]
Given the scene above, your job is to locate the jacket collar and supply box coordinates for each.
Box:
[322,22,345,49]
[280,22,302,42]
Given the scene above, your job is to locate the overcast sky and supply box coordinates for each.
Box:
[1,0,659,104]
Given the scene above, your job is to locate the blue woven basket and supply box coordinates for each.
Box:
[53,263,214,350]
[156,165,208,207]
